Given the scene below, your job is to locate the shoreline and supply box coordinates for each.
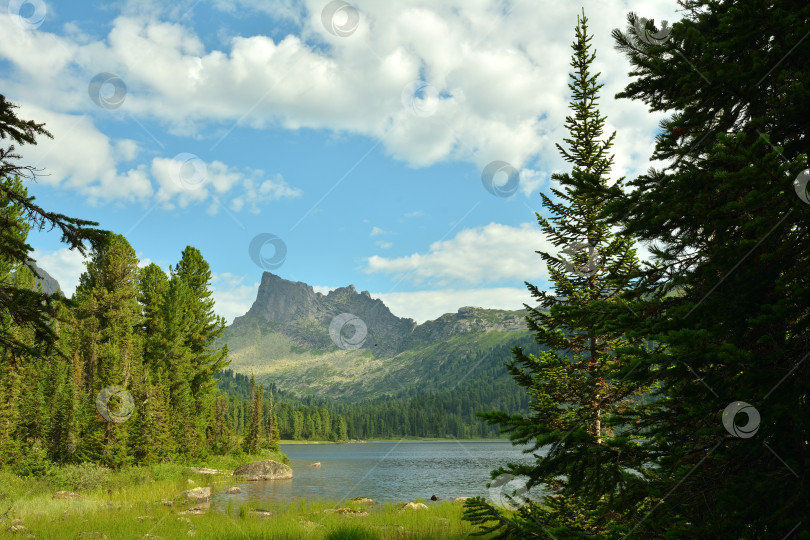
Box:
[280,436,509,444]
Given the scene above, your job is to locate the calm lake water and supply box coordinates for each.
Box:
[212,440,537,508]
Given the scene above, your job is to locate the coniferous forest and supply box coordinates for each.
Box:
[1,0,809,538]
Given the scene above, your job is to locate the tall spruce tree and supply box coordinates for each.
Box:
[464,11,648,537]
[267,388,280,451]
[73,233,141,467]
[602,2,810,536]
[242,376,262,454]
[0,96,104,359]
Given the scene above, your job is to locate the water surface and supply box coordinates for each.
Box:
[213,440,537,508]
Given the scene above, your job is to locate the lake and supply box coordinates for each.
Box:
[212,440,538,508]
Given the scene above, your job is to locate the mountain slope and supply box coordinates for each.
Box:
[220,272,536,402]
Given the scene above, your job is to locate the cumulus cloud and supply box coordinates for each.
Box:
[0,0,675,191]
[373,287,534,324]
[364,222,552,286]
[210,273,260,324]
[30,248,88,298]
[10,101,300,209]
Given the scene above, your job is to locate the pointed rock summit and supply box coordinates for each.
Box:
[234,272,416,355]
[230,272,526,357]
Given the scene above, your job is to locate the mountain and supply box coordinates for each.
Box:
[28,261,61,295]
[220,272,536,402]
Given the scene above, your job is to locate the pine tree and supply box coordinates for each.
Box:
[242,376,261,454]
[266,389,280,451]
[73,233,141,468]
[1,96,104,359]
[602,2,810,536]
[464,11,647,537]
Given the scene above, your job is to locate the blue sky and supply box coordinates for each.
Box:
[1,0,674,323]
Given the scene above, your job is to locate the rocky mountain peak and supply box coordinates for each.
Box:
[231,272,526,356]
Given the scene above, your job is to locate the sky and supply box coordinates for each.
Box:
[1,0,677,324]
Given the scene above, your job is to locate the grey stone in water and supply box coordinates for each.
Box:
[225,486,242,494]
[181,486,211,502]
[232,460,292,481]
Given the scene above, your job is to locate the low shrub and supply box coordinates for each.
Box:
[48,462,111,491]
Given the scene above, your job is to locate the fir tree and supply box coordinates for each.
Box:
[464,11,647,537]
[602,1,810,536]
[1,96,105,359]
[266,389,280,451]
[242,376,262,454]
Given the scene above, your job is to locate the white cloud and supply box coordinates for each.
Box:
[376,241,392,249]
[0,0,675,186]
[30,248,88,298]
[11,100,300,209]
[211,273,260,324]
[373,287,533,324]
[370,226,387,237]
[365,222,552,286]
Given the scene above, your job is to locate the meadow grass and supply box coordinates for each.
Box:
[0,459,489,539]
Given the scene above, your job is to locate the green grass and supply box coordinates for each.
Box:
[0,464,488,539]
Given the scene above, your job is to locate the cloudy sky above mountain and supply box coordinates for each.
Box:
[2,0,674,323]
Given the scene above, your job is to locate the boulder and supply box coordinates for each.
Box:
[179,504,209,516]
[232,460,292,481]
[225,486,242,494]
[453,497,471,503]
[309,462,321,468]
[400,502,429,511]
[182,487,211,503]
[7,524,27,534]
[349,497,376,504]
[53,491,82,500]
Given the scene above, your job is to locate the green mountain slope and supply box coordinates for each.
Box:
[219,272,540,404]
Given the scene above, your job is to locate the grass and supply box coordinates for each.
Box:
[0,456,489,539]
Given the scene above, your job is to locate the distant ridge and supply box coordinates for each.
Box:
[221,272,533,402]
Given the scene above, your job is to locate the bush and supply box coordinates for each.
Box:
[48,463,111,491]
[12,444,52,478]
[148,462,187,481]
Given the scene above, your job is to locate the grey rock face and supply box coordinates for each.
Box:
[231,272,527,356]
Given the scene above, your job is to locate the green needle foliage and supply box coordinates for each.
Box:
[602,1,810,536]
[464,11,650,537]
